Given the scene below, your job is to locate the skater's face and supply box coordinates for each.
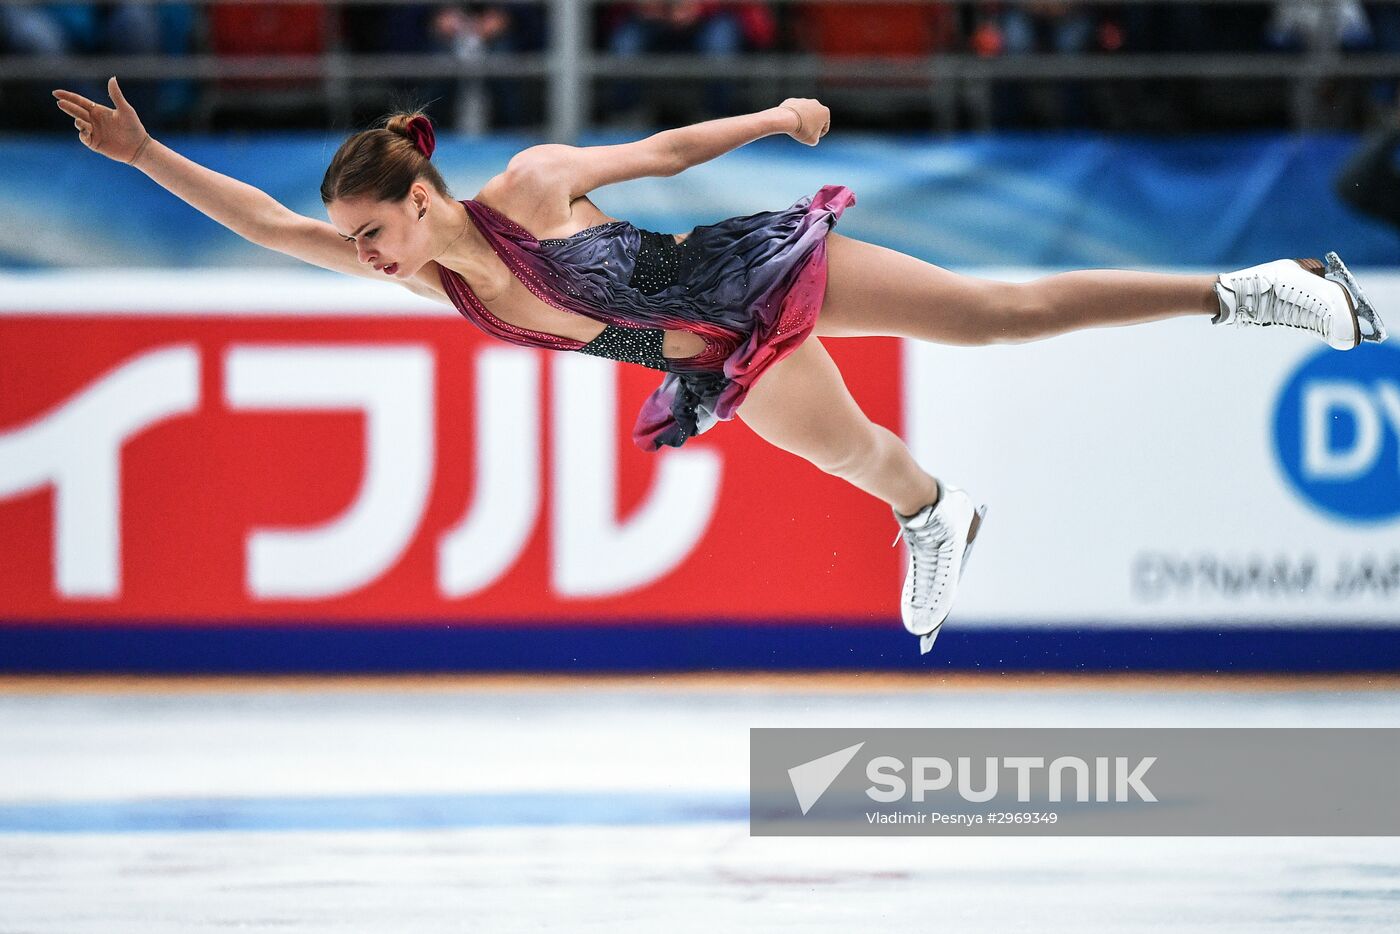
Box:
[327,188,432,280]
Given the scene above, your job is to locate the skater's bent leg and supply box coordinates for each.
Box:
[736,336,939,516]
[815,231,1219,344]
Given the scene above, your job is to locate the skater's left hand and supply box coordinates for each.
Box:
[778,97,830,146]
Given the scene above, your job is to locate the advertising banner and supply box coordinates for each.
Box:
[0,271,902,623]
[906,269,1400,626]
[3,269,1397,670]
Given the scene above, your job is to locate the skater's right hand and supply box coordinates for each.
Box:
[52,77,151,165]
[778,97,830,146]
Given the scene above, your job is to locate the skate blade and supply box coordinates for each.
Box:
[919,626,941,655]
[960,504,989,581]
[1324,252,1389,345]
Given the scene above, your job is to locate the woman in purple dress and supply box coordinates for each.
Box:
[53,78,1388,654]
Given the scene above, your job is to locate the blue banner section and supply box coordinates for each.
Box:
[4,131,1400,270]
[2,624,1398,673]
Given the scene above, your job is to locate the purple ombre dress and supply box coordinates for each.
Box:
[438,183,856,451]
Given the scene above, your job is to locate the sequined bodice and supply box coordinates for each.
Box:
[437,199,735,373]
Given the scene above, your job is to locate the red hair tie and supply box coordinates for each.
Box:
[406,115,435,159]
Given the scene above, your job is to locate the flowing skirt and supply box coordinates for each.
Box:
[633,183,857,451]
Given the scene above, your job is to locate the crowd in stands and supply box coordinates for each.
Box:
[4,1,1400,132]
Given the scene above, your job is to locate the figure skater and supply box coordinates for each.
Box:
[53,77,1389,654]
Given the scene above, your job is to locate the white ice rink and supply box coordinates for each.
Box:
[2,675,1398,933]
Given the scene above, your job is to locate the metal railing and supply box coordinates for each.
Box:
[4,0,1399,136]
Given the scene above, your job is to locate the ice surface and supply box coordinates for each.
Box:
[1,677,1397,932]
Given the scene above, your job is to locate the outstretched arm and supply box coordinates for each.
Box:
[53,77,445,301]
[511,97,831,199]
[659,96,829,167]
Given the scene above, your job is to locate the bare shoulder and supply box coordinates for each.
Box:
[476,152,620,239]
[478,156,573,230]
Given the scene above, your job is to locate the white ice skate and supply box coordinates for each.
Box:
[891,485,988,655]
[1213,253,1388,350]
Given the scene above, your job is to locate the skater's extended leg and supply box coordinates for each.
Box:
[813,231,1220,344]
[735,335,937,516]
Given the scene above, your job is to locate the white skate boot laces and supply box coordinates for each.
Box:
[892,514,956,611]
[1239,275,1330,341]
[890,489,988,656]
[1216,258,1369,350]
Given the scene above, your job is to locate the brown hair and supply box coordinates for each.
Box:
[320,111,451,205]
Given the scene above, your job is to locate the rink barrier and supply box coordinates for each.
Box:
[1,623,1398,673]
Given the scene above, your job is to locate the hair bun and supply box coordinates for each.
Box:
[388,112,435,160]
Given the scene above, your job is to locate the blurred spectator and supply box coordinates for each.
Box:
[342,2,545,131]
[1,3,111,57]
[341,1,435,117]
[200,3,336,129]
[1266,0,1370,51]
[1363,3,1400,115]
[792,2,956,130]
[795,0,953,58]
[601,1,777,124]
[1262,1,1370,128]
[432,3,546,130]
[0,3,194,129]
[972,1,1099,126]
[1106,3,1212,130]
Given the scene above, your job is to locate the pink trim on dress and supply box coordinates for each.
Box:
[436,263,588,353]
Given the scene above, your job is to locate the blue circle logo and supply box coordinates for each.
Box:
[1273,342,1400,523]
